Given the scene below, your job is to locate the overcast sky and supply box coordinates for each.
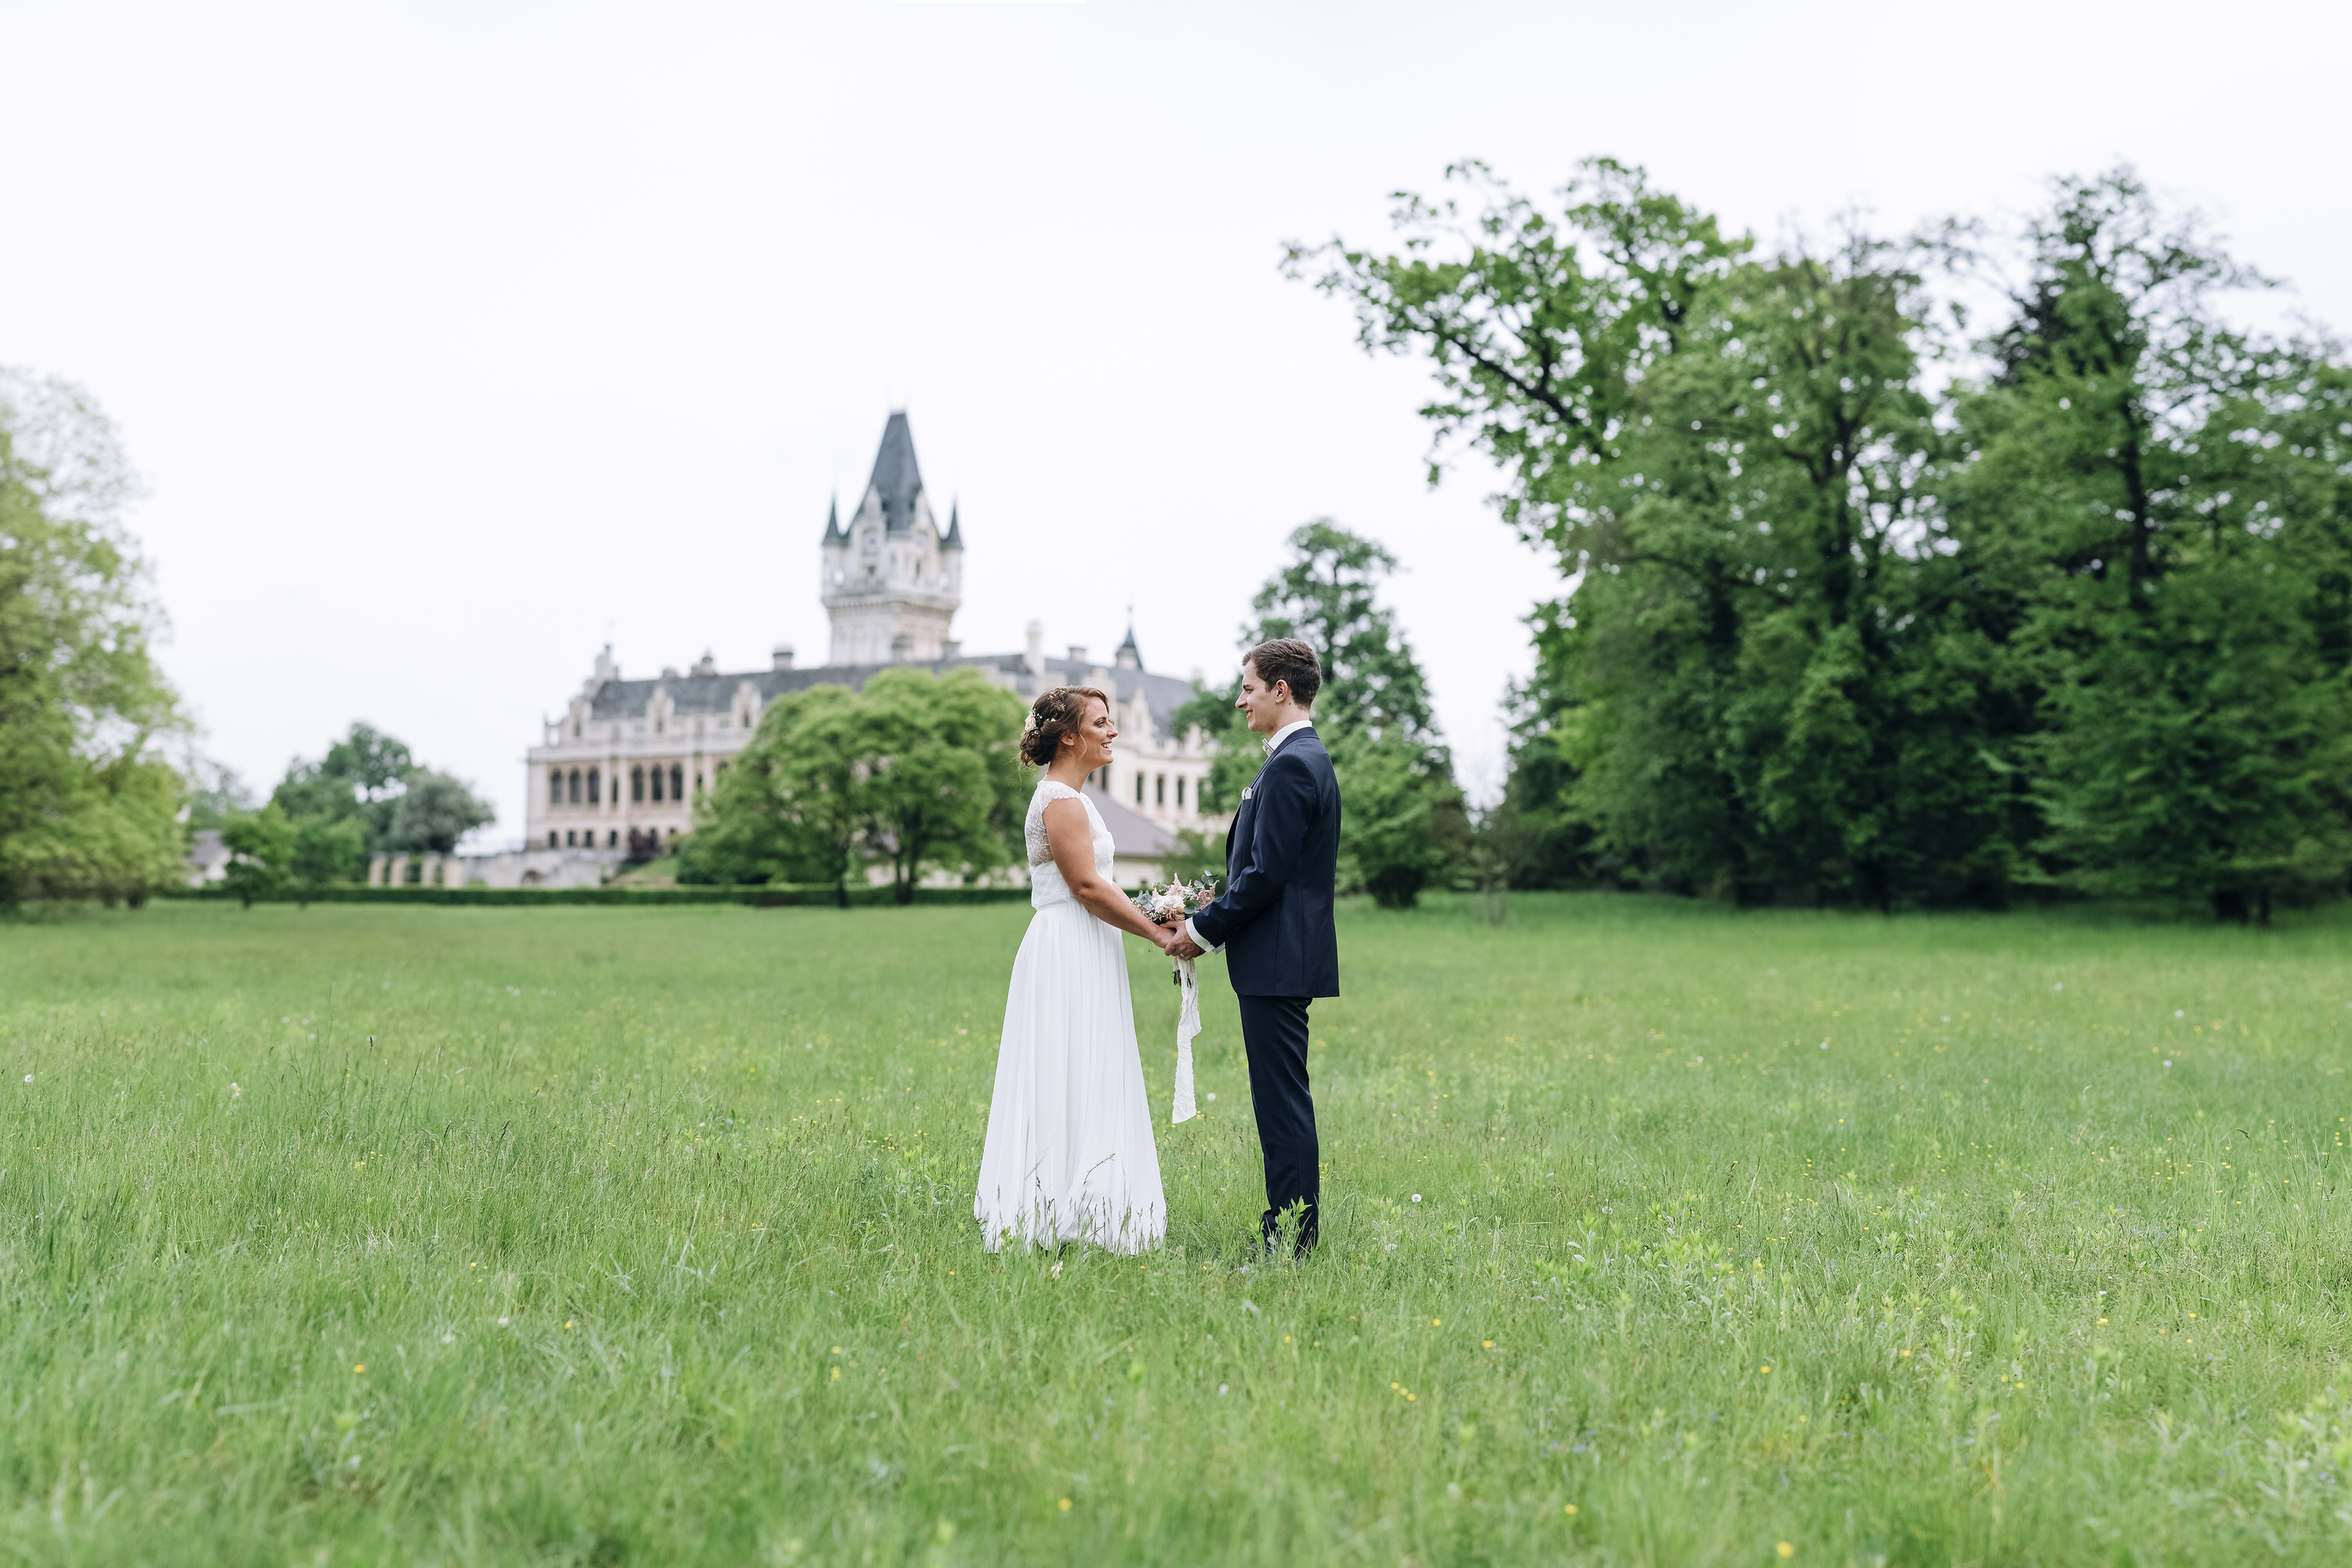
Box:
[6,0,2347,840]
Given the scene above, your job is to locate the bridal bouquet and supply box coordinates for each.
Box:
[1131,877,1215,1124]
[1129,876,1217,927]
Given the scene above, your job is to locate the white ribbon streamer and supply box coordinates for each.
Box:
[1171,955,1200,1123]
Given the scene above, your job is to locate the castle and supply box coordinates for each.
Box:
[437,414,1218,889]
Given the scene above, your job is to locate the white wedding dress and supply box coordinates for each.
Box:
[973,780,1167,1253]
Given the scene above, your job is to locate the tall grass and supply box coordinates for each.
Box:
[4,895,2351,1564]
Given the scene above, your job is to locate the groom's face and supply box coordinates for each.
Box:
[1236,662,1288,735]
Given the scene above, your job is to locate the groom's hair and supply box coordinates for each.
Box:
[1243,638,1320,709]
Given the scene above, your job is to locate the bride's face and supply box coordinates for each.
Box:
[1062,696,1116,771]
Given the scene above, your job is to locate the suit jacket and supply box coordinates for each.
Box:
[1191,730,1341,997]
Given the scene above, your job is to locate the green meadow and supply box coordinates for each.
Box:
[5,895,2352,1566]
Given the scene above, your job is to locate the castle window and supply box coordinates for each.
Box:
[669,764,684,800]
[650,766,664,803]
[1176,776,1185,807]
[565,830,575,847]
[608,830,618,848]
[1134,773,1145,805]
[632,766,645,803]
[1156,775,1166,806]
[572,717,581,738]
[547,830,558,849]
[568,768,582,805]
[587,768,601,805]
[549,769,562,807]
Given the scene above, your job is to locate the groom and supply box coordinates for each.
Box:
[1170,638,1341,1258]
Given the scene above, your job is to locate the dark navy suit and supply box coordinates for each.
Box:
[1189,726,1341,1250]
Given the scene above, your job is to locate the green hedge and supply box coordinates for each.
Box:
[165,884,1033,908]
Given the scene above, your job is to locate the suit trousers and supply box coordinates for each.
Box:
[1236,993,1318,1247]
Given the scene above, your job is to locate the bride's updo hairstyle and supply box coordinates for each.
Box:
[1019,684,1111,768]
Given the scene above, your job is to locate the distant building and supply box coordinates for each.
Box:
[463,414,1218,889]
[184,828,229,885]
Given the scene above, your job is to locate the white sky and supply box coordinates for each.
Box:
[5,0,2347,838]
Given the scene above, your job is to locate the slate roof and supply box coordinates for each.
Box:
[584,652,1203,740]
[1081,782,1180,858]
[865,412,925,537]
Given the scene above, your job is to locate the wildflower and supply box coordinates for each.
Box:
[1218,1383,1229,1396]
[1411,1194,1421,1203]
[1563,1504,1578,1515]
[353,1363,365,1374]
[1058,1498,1073,1512]
[1431,1319,1441,1327]
[20,1075,29,1083]
[1778,1546,1796,1559]
[229,1082,242,1098]
[497,1316,510,1327]
[831,1367,840,1381]
[1760,1364,1772,1374]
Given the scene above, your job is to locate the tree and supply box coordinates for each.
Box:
[0,366,188,905]
[288,815,368,903]
[1298,162,2035,906]
[684,669,1028,904]
[271,722,414,848]
[1179,520,1461,906]
[220,804,293,908]
[387,769,494,854]
[267,724,492,873]
[1954,172,2352,917]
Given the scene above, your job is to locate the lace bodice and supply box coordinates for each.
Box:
[1026,781,1115,909]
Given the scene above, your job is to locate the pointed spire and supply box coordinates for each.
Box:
[866,411,925,535]
[822,493,846,544]
[942,499,964,550]
[1115,610,1142,670]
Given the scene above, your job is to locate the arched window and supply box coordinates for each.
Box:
[650,766,664,803]
[1156,774,1166,805]
[1134,773,1145,805]
[1176,776,1185,807]
[546,830,558,848]
[549,769,562,807]
[587,768,601,805]
[568,768,582,804]
[669,764,684,801]
[631,766,645,803]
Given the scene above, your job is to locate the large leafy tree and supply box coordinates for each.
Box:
[268,722,491,867]
[684,667,1027,904]
[0,368,187,905]
[1953,172,2352,916]
[1178,519,1461,906]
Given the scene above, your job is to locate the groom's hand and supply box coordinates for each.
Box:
[1167,933,1204,960]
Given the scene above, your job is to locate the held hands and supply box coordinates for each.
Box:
[1166,929,1204,961]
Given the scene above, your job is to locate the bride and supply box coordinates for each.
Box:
[974,684,1185,1253]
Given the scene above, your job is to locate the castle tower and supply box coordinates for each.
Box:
[818,412,964,664]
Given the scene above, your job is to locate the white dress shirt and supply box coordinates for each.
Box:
[1184,720,1314,954]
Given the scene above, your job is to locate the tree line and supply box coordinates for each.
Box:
[1298,162,2352,918]
[11,162,2342,920]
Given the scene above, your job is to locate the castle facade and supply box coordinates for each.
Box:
[481,414,1217,887]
